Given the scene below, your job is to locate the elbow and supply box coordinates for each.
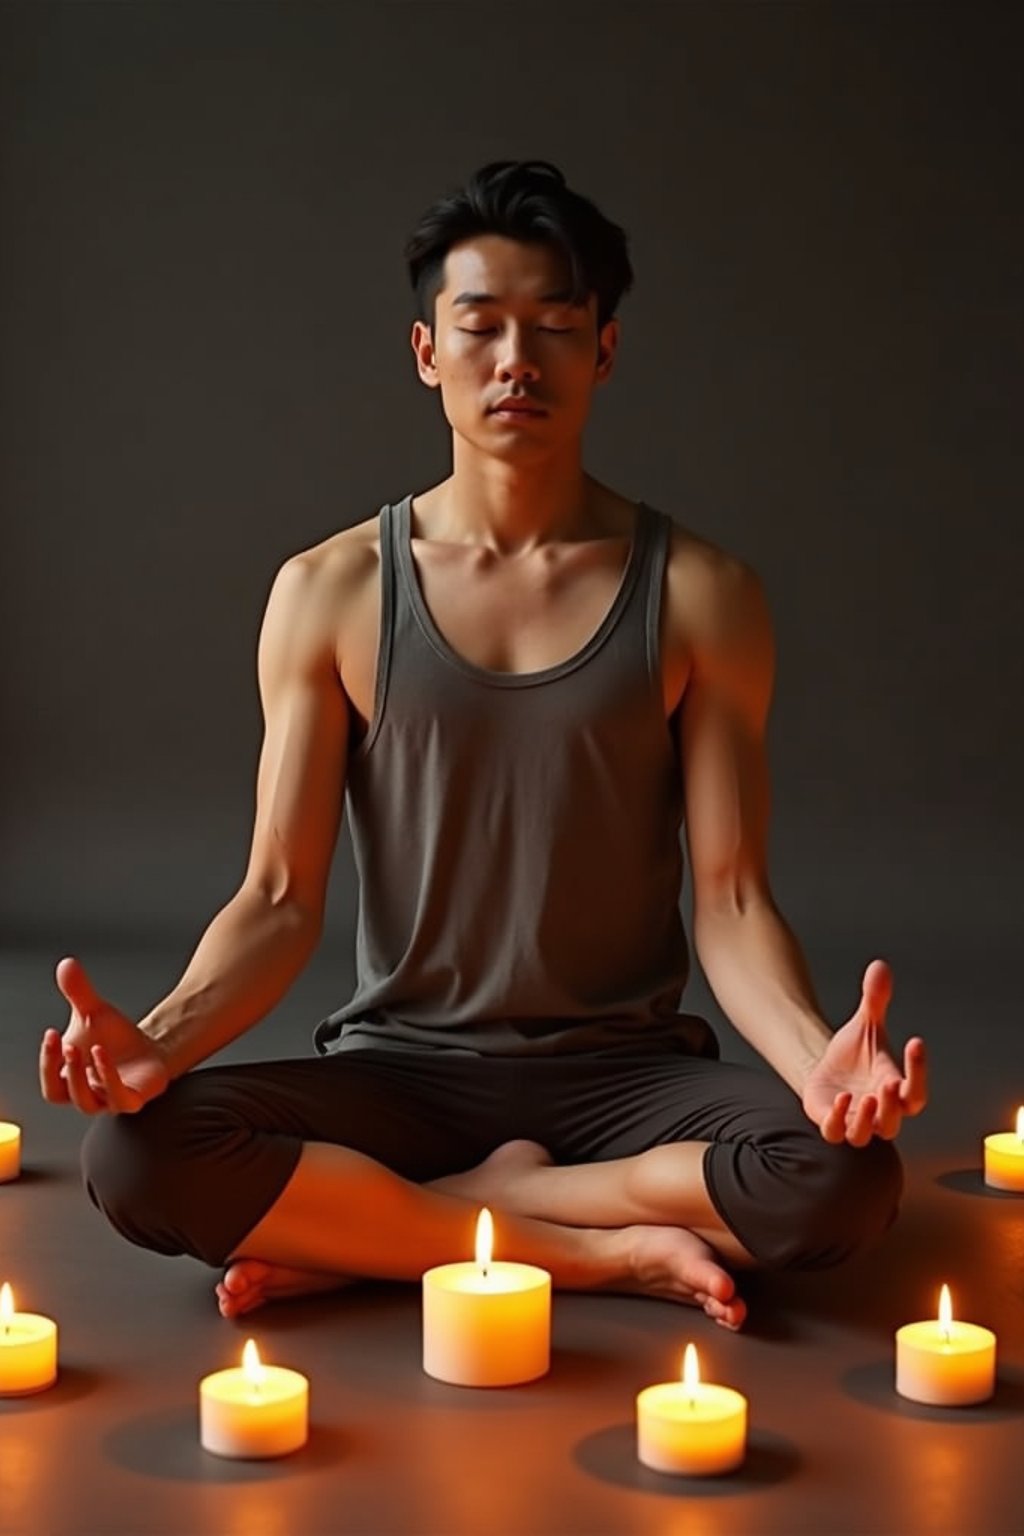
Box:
[692,869,776,929]
[240,880,324,944]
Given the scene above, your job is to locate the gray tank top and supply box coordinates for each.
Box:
[312,491,715,1058]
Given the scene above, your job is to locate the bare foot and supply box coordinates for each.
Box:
[428,1139,553,1209]
[215,1259,356,1320]
[612,1225,746,1330]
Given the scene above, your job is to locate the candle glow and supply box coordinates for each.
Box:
[983,1105,1024,1191]
[637,1341,747,1476]
[0,1281,58,1396]
[895,1281,996,1405]
[0,1122,20,1183]
[199,1339,309,1459]
[476,1207,494,1277]
[422,1207,551,1387]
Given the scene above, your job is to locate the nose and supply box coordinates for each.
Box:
[496,326,540,381]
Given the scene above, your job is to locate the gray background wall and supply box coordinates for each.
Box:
[1,1,1020,978]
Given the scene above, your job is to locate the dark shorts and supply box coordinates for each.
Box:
[80,1040,902,1272]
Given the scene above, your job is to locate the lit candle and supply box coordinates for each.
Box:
[895,1284,996,1405]
[984,1106,1024,1191]
[199,1339,309,1458]
[422,1207,551,1386]
[0,1282,58,1396]
[636,1343,747,1476]
[0,1122,21,1183]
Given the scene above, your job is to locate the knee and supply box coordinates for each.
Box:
[771,1135,904,1271]
[80,1103,191,1259]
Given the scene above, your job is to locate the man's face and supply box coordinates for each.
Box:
[410,234,618,456]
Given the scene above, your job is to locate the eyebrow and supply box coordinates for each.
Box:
[450,289,585,308]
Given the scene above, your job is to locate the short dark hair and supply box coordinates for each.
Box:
[403,159,634,333]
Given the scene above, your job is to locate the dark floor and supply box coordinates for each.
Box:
[1,937,1021,1536]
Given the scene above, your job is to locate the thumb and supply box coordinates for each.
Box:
[860,957,893,1024]
[54,955,106,1021]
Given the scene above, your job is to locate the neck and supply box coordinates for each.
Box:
[428,444,602,555]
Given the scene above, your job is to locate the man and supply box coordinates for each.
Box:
[42,160,926,1330]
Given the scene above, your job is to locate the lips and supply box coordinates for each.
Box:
[490,401,547,415]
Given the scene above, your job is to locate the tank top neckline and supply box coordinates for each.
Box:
[393,491,653,690]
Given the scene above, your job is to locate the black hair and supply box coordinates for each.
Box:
[403,159,634,333]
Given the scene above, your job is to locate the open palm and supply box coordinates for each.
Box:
[41,956,170,1114]
[802,959,927,1145]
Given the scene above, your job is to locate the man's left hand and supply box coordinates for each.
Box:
[801,959,927,1145]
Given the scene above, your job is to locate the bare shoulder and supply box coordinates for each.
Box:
[262,511,382,672]
[275,510,381,603]
[663,517,772,655]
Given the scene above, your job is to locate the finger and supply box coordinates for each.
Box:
[819,1092,853,1144]
[39,1029,70,1103]
[53,955,106,1023]
[873,1080,903,1140]
[899,1038,928,1115]
[860,958,893,1025]
[61,1042,106,1115]
[89,1045,139,1115]
[845,1094,878,1148]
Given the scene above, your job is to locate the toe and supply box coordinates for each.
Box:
[709,1295,746,1331]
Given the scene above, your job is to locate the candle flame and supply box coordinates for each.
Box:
[242,1338,266,1389]
[1016,1106,1023,1141]
[682,1342,701,1396]
[0,1283,12,1324]
[475,1207,494,1276]
[938,1284,953,1340]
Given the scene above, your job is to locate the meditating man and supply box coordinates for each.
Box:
[41,159,926,1330]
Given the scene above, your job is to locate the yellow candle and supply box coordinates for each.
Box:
[637,1343,747,1476]
[0,1122,21,1183]
[895,1284,996,1405]
[0,1283,58,1396]
[199,1339,309,1458]
[422,1207,551,1386]
[984,1106,1024,1191]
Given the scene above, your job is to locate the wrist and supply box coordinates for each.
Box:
[788,1019,835,1096]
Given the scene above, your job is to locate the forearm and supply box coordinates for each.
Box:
[694,896,832,1095]
[137,885,320,1079]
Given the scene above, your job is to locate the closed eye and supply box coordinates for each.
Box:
[456,327,574,335]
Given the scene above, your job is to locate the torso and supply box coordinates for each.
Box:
[297,484,732,743]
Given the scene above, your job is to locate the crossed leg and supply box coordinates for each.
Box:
[217,1133,749,1327]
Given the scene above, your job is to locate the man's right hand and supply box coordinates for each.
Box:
[41,956,171,1115]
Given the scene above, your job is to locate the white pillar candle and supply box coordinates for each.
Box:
[895,1284,996,1405]
[422,1208,551,1387]
[0,1282,58,1396]
[199,1339,309,1458]
[0,1123,21,1183]
[984,1106,1024,1191]
[637,1343,747,1476]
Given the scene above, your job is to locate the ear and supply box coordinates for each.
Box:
[595,317,620,382]
[411,320,441,390]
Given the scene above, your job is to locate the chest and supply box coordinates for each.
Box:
[411,537,633,674]
[337,533,687,732]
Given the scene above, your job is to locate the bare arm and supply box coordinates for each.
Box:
[137,553,351,1078]
[676,554,832,1094]
[676,549,926,1141]
[45,550,353,1110]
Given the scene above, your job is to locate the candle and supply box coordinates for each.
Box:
[984,1106,1024,1191]
[199,1339,309,1458]
[895,1284,996,1405]
[422,1207,551,1386]
[0,1283,58,1396]
[636,1343,747,1476]
[0,1122,20,1182]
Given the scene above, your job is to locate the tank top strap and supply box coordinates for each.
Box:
[636,501,672,692]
